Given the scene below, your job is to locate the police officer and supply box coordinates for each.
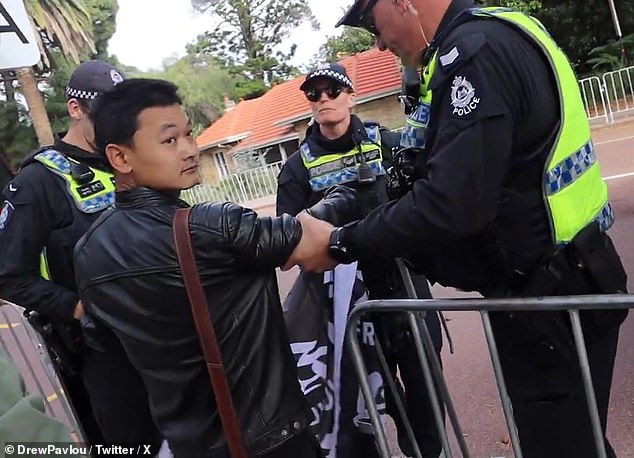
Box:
[291,1,629,457]
[277,63,442,457]
[0,61,162,452]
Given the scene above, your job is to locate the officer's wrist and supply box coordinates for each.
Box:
[328,225,358,264]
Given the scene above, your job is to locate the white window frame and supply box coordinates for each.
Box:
[213,151,230,179]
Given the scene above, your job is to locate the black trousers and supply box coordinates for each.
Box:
[80,344,162,454]
[490,310,623,458]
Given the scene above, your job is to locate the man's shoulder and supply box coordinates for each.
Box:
[441,14,528,59]
[75,207,117,253]
[2,161,59,203]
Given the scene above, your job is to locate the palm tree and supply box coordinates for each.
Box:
[18,0,95,146]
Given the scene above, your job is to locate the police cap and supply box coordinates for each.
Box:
[66,60,125,100]
[299,63,354,91]
[335,0,379,29]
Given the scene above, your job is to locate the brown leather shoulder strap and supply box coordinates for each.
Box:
[172,207,248,458]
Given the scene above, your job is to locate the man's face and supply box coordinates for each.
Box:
[122,104,200,191]
[68,98,97,150]
[361,0,427,66]
[304,77,355,127]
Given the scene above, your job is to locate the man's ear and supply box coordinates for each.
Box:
[347,91,356,110]
[105,144,132,174]
[67,99,83,120]
[395,0,414,16]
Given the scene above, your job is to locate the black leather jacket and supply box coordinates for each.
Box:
[74,187,310,458]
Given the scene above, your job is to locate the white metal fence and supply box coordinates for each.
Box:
[181,161,283,205]
[579,65,634,124]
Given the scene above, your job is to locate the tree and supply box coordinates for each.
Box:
[85,0,119,60]
[188,0,316,98]
[18,0,95,146]
[317,27,376,63]
[586,33,634,72]
[485,0,634,75]
[144,56,236,135]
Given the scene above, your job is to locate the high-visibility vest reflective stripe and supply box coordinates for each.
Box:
[34,149,115,280]
[401,56,437,149]
[301,125,385,192]
[34,150,115,214]
[408,8,612,244]
[40,248,51,281]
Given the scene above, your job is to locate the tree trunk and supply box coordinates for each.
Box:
[15,66,54,146]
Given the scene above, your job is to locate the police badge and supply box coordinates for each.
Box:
[0,200,15,230]
[450,75,481,117]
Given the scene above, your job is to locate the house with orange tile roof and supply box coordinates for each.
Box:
[196,48,406,184]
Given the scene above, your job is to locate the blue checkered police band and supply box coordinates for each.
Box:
[400,102,431,149]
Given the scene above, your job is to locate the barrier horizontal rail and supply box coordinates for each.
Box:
[345,294,633,458]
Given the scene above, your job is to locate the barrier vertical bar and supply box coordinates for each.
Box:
[568,310,608,458]
[346,313,391,457]
[396,260,470,457]
[480,311,523,458]
[373,335,423,458]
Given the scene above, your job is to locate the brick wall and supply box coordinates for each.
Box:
[353,95,406,129]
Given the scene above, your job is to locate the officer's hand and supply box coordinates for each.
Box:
[307,185,362,227]
[73,300,84,320]
[283,211,338,272]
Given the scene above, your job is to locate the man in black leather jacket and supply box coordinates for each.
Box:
[74,78,347,458]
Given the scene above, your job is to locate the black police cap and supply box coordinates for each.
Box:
[299,63,355,91]
[335,0,377,28]
[66,60,125,100]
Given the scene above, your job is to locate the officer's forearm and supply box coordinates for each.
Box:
[0,275,78,323]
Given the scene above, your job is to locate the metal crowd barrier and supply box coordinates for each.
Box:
[345,288,633,458]
[578,76,611,124]
[0,301,85,442]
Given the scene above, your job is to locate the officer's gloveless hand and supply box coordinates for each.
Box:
[306,185,362,227]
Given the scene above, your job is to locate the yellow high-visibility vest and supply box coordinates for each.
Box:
[404,7,612,244]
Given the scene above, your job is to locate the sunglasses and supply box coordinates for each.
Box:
[304,84,347,102]
[357,0,381,36]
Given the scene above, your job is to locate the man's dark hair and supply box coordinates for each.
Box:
[91,78,182,155]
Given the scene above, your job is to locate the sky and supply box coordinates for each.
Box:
[108,0,351,72]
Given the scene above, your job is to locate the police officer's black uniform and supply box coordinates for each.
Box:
[333,0,628,457]
[0,62,161,453]
[278,112,443,458]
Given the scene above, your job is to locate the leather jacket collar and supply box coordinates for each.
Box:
[115,187,189,209]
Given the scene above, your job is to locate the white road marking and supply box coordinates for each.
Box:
[604,171,634,181]
[595,135,634,146]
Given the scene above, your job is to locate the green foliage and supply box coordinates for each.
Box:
[317,27,376,63]
[586,34,634,73]
[142,56,236,135]
[484,0,541,13]
[0,96,37,167]
[24,0,96,66]
[484,0,634,75]
[85,0,119,59]
[188,0,316,98]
